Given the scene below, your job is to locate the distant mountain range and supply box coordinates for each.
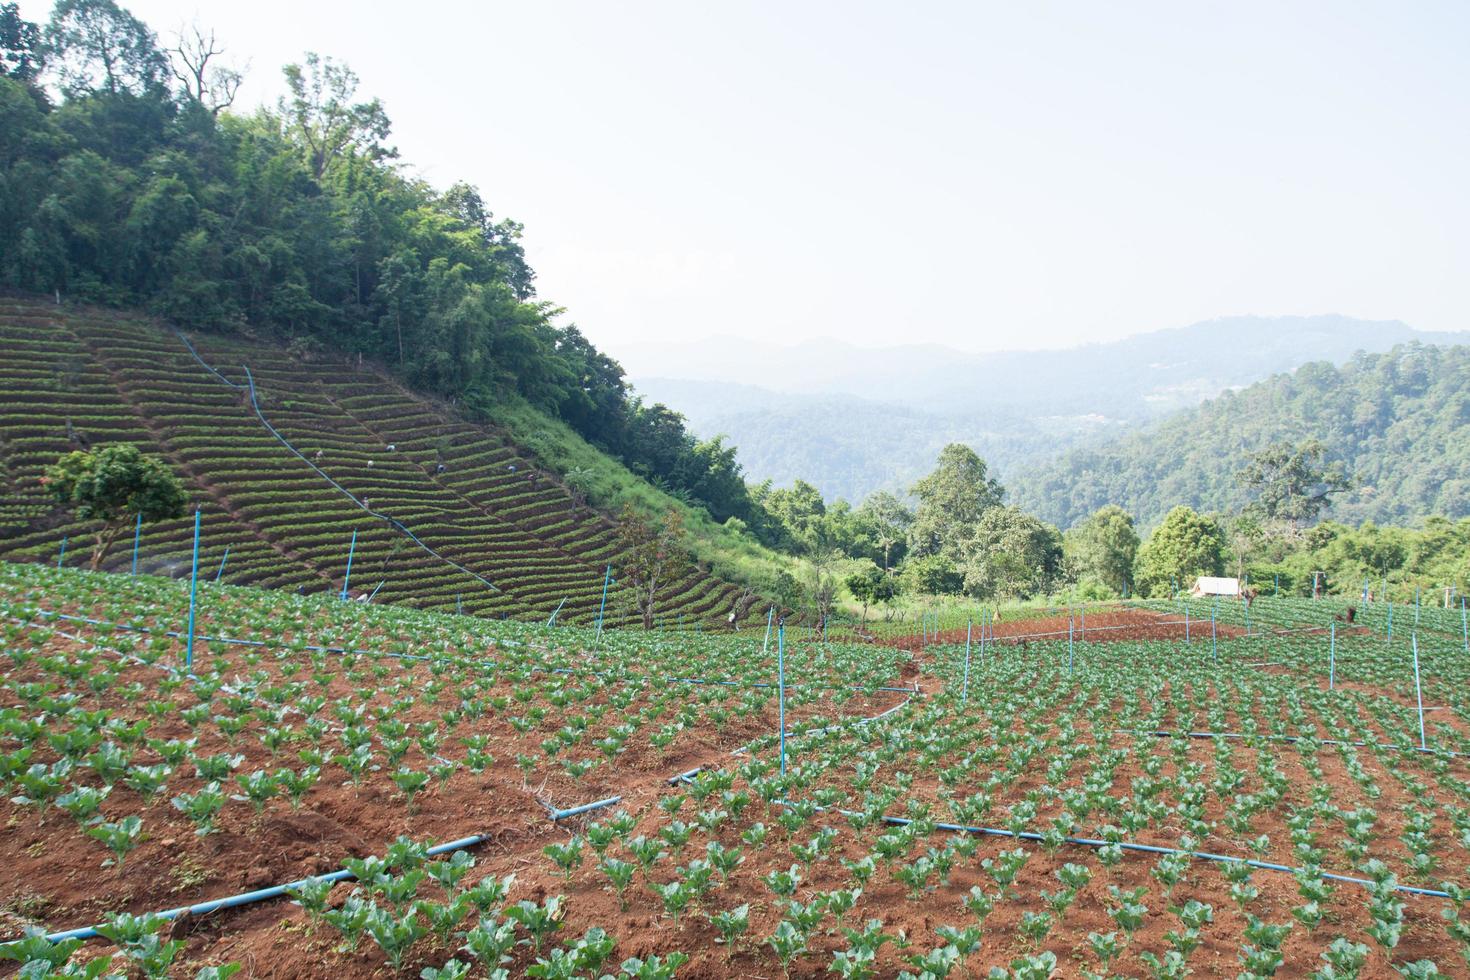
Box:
[623,315,1470,507]
[1009,343,1470,529]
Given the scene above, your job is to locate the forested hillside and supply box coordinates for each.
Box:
[0,2,766,537]
[1011,344,1470,529]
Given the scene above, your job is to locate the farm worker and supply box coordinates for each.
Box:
[386,444,396,452]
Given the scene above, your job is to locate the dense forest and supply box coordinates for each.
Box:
[0,0,770,536]
[1010,344,1470,531]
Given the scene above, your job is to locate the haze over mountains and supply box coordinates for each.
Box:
[622,315,1470,508]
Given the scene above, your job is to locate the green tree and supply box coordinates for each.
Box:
[909,443,1005,559]
[615,505,691,630]
[760,480,827,555]
[42,445,187,569]
[44,0,168,96]
[899,553,963,596]
[960,506,1063,599]
[1063,505,1139,596]
[1237,439,1351,528]
[278,52,395,180]
[856,491,913,571]
[844,561,893,629]
[1,3,43,81]
[1133,506,1227,597]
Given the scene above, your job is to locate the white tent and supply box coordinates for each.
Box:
[1191,576,1241,597]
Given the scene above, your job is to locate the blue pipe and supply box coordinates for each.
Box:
[770,800,1456,900]
[546,596,567,628]
[550,796,622,821]
[35,836,487,945]
[185,510,200,671]
[1126,728,1460,758]
[777,624,786,777]
[213,546,229,584]
[367,580,385,602]
[131,513,141,576]
[340,529,356,601]
[1412,634,1426,750]
[24,606,919,697]
[57,536,66,569]
[595,564,611,642]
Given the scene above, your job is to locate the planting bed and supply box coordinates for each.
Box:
[0,297,740,627]
[3,566,1469,978]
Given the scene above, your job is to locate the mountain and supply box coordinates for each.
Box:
[624,316,1470,502]
[1008,343,1470,529]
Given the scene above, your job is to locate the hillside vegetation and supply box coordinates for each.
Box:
[1010,344,1470,530]
[0,296,747,625]
[0,8,773,549]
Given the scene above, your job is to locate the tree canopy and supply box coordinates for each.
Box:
[42,444,187,568]
[0,0,767,538]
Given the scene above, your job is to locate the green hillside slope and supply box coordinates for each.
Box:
[1010,344,1470,529]
[0,296,750,625]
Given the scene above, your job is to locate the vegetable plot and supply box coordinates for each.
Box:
[2,563,1468,977]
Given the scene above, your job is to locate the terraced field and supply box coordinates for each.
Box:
[0,296,740,626]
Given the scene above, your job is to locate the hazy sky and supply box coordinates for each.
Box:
[99,1,1470,356]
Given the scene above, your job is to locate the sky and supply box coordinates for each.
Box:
[89,1,1470,357]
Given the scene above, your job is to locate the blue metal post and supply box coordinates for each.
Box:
[546,597,567,627]
[185,509,200,672]
[962,618,972,704]
[595,564,611,642]
[1211,601,1217,662]
[1411,633,1426,750]
[57,536,66,569]
[131,512,141,575]
[213,546,229,583]
[763,606,774,654]
[777,625,786,777]
[340,529,357,601]
[367,580,385,601]
[1329,621,1335,689]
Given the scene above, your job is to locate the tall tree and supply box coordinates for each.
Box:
[909,443,1004,559]
[1237,438,1350,527]
[167,21,242,115]
[1063,505,1139,595]
[959,506,1063,599]
[1133,505,1227,597]
[44,0,167,96]
[615,505,691,630]
[279,52,395,180]
[42,445,187,569]
[1,3,42,82]
[856,490,913,572]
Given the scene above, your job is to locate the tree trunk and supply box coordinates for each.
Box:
[90,522,125,571]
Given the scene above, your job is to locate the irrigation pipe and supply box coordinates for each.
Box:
[17,605,920,703]
[1119,729,1463,759]
[27,834,488,946]
[179,328,512,600]
[240,366,502,595]
[773,800,1457,900]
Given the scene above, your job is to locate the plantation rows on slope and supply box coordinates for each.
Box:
[0,297,739,625]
